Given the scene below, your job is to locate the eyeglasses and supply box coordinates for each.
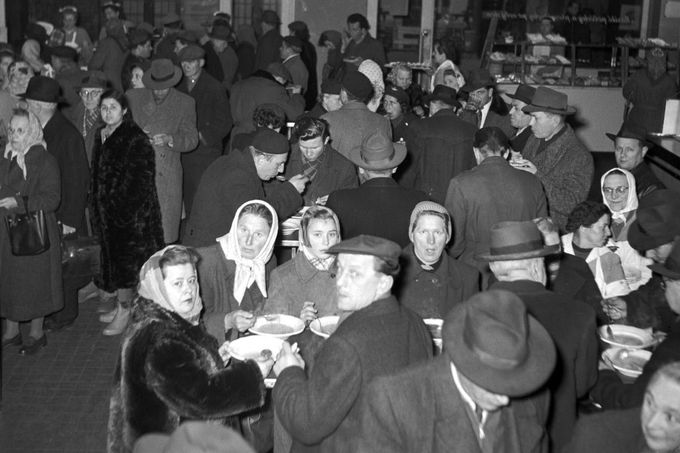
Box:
[8,127,25,135]
[80,89,103,98]
[603,186,629,196]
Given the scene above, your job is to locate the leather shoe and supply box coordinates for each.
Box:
[19,335,47,355]
[99,307,117,323]
[103,307,130,336]
[2,333,22,347]
[44,318,75,332]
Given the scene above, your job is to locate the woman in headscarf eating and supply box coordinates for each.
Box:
[107,245,267,453]
[198,200,278,341]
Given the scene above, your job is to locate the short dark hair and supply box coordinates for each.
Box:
[434,37,459,65]
[253,105,285,130]
[239,202,273,227]
[474,127,509,154]
[347,13,369,30]
[101,89,131,122]
[374,256,400,277]
[293,117,329,142]
[159,245,200,278]
[565,201,610,232]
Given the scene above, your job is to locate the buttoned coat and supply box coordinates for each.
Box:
[325,177,429,247]
[127,88,199,244]
[445,156,548,270]
[394,244,480,319]
[321,100,392,159]
[522,125,594,231]
[491,280,599,451]
[357,356,550,453]
[273,296,432,453]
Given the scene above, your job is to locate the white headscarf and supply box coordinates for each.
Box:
[358,59,385,113]
[217,200,278,303]
[138,245,203,325]
[601,168,638,222]
[3,110,46,179]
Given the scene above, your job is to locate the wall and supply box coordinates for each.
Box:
[657,0,680,43]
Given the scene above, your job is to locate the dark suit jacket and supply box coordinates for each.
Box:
[565,407,646,453]
[273,296,432,453]
[491,280,599,450]
[631,160,665,199]
[326,177,429,247]
[255,29,283,71]
[460,108,515,139]
[357,356,550,453]
[552,252,608,324]
[510,127,533,153]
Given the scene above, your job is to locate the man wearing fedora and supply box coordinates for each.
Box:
[64,74,107,165]
[459,68,514,139]
[405,84,476,204]
[176,44,231,218]
[445,127,547,276]
[127,58,199,244]
[321,71,392,160]
[326,130,429,247]
[203,23,239,91]
[484,220,599,450]
[121,28,153,92]
[507,84,536,153]
[512,86,594,232]
[606,122,665,199]
[255,10,283,71]
[273,235,432,452]
[357,289,555,453]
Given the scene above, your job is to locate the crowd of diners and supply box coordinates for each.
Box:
[1,3,680,453]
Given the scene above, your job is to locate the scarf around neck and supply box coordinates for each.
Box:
[3,111,46,179]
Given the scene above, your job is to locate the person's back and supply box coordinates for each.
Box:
[321,99,392,159]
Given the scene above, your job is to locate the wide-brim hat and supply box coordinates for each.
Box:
[443,289,556,397]
[22,76,64,103]
[506,84,536,105]
[648,238,680,279]
[605,122,650,147]
[348,131,406,171]
[209,23,233,41]
[628,189,680,252]
[478,220,560,261]
[327,234,401,269]
[522,86,576,115]
[142,58,182,89]
[461,68,496,92]
[77,73,108,90]
[423,84,460,107]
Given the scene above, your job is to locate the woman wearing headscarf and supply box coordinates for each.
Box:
[197,200,278,341]
[0,60,35,137]
[107,245,266,453]
[358,59,384,112]
[0,108,63,354]
[266,206,341,321]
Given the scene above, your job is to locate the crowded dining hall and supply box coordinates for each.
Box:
[2,0,680,452]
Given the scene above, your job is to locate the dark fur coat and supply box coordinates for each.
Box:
[90,120,164,291]
[107,297,266,453]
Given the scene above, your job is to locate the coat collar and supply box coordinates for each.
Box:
[340,100,369,111]
[293,251,334,283]
[360,176,398,188]
[400,243,461,288]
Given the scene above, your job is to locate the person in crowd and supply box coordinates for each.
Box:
[405,84,476,203]
[90,89,165,337]
[569,362,680,453]
[383,84,418,144]
[484,220,598,450]
[429,36,465,92]
[623,47,678,134]
[176,44,231,217]
[106,245,267,453]
[128,61,148,89]
[127,58,199,244]
[171,30,199,60]
[342,13,386,68]
[459,68,514,138]
[184,128,305,247]
[326,130,428,247]
[0,47,15,90]
[196,200,279,341]
[512,86,594,231]
[288,20,318,110]
[274,234,432,451]
[154,13,184,63]
[322,71,392,159]
[89,18,127,92]
[507,84,536,152]
[235,25,257,80]
[394,201,479,319]
[203,23,239,91]
[358,59,384,112]
[99,2,125,41]
[255,10,283,71]
[64,74,106,166]
[560,1,591,45]
[266,206,342,321]
[0,109,62,355]
[121,29,153,92]
[133,421,256,453]
[0,61,34,137]
[387,63,425,117]
[280,36,308,95]
[49,45,88,110]
[606,122,665,198]
[445,127,547,275]
[318,29,345,83]
[22,22,48,73]
[231,103,286,152]
[59,6,93,66]
[358,289,555,452]
[305,78,343,118]
[284,117,357,206]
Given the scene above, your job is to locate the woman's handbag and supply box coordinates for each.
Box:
[4,195,50,256]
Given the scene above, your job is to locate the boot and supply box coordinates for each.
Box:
[102,306,130,336]
[99,307,117,323]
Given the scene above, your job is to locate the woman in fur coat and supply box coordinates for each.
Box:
[90,90,164,336]
[107,245,267,453]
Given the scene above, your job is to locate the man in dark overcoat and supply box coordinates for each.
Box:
[273,235,433,452]
[484,220,599,451]
[255,10,283,71]
[183,128,306,247]
[357,289,555,453]
[176,45,232,217]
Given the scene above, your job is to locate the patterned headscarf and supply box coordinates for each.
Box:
[4,110,46,178]
[359,59,385,113]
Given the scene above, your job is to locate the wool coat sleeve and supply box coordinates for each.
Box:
[445,178,467,259]
[58,129,90,229]
[265,263,297,316]
[263,180,303,221]
[172,96,199,153]
[356,381,408,453]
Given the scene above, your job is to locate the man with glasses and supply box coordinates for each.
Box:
[65,74,106,165]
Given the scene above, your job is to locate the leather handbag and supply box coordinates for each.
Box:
[4,195,50,256]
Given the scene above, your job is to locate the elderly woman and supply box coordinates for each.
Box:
[198,200,278,341]
[91,90,165,336]
[358,59,384,112]
[266,206,341,321]
[0,109,62,354]
[387,63,425,117]
[393,201,480,319]
[107,245,266,453]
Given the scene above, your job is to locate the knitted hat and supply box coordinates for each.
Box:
[409,201,452,238]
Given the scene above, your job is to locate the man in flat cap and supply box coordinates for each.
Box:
[184,128,307,246]
[255,10,283,71]
[273,235,432,452]
[322,71,392,159]
[484,220,598,450]
[358,289,556,453]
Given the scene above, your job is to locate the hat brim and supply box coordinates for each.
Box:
[445,304,556,397]
[142,66,182,90]
[506,92,531,104]
[605,132,650,147]
[627,220,675,253]
[476,244,560,262]
[20,93,67,104]
[348,141,407,171]
[648,262,680,279]
[422,93,461,108]
[522,104,576,115]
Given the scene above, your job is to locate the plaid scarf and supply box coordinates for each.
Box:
[82,108,99,139]
[300,148,327,181]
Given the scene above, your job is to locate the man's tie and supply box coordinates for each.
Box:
[476,109,483,128]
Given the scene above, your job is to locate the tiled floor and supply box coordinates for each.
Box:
[1,299,121,453]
